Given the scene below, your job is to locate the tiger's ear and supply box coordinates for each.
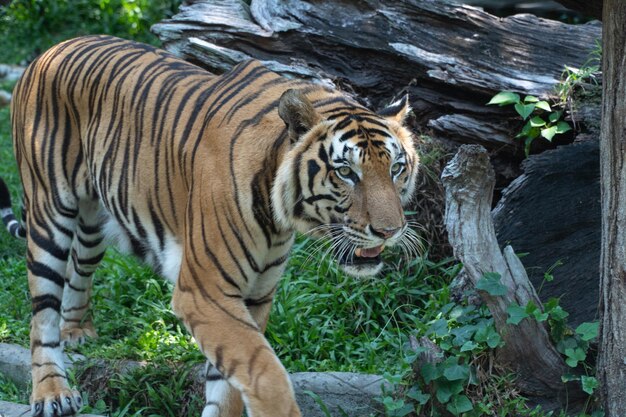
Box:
[379,94,411,124]
[278,89,321,143]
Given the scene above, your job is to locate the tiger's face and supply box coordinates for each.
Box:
[273,89,419,277]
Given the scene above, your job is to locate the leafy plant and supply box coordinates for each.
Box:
[555,40,602,127]
[487,92,571,156]
[506,293,600,412]
[487,45,602,158]
[380,296,532,417]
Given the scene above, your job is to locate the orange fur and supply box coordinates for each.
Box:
[8,35,419,417]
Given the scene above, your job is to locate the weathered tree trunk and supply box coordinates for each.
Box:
[152,0,601,186]
[442,145,583,405]
[597,1,626,415]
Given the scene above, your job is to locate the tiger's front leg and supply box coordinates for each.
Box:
[173,265,300,417]
[200,297,277,417]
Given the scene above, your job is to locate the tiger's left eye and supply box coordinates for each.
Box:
[337,166,353,177]
[391,162,404,175]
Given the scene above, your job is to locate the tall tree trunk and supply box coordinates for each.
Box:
[598,1,626,415]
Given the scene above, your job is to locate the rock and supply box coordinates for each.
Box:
[0,401,102,417]
[0,91,10,107]
[291,372,387,417]
[0,343,386,417]
[0,343,84,389]
[0,64,24,82]
[493,136,600,327]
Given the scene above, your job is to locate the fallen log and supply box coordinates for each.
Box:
[153,0,601,187]
[441,145,585,408]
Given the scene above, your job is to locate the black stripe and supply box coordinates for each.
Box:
[38,372,67,383]
[307,160,321,194]
[31,340,61,350]
[31,294,61,315]
[29,226,70,261]
[72,249,104,266]
[28,261,65,287]
[338,129,358,142]
[200,217,242,291]
[76,234,103,248]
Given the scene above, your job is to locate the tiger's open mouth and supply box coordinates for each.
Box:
[337,244,385,267]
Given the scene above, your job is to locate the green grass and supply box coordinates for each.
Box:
[0,83,460,415]
[270,242,456,374]
[0,85,557,416]
[0,80,590,417]
[0,0,182,64]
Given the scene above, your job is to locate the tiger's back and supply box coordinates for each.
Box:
[12,35,312,282]
[11,35,419,417]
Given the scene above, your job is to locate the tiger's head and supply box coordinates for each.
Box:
[272,89,420,277]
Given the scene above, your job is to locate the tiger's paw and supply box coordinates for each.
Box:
[30,389,83,417]
[60,322,98,347]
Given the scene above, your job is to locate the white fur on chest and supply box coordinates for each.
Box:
[101,214,182,283]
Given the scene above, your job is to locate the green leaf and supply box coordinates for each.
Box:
[460,341,479,352]
[556,120,572,134]
[516,120,533,138]
[383,397,413,416]
[443,364,471,381]
[536,101,552,112]
[507,303,529,325]
[428,318,449,337]
[544,297,560,311]
[451,326,476,347]
[527,127,541,139]
[523,95,539,103]
[487,91,520,106]
[564,347,586,368]
[548,305,569,321]
[541,126,558,141]
[581,375,598,395]
[486,328,502,348]
[475,272,508,296]
[436,384,453,404]
[530,116,546,127]
[576,321,599,342]
[525,300,539,315]
[548,111,563,123]
[435,380,463,404]
[421,362,440,384]
[407,386,430,405]
[532,309,549,322]
[557,336,580,355]
[514,103,536,120]
[446,395,473,416]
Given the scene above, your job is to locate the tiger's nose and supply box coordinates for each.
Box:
[372,226,401,239]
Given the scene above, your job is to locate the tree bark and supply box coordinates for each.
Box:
[598,1,626,415]
[442,145,583,404]
[152,0,601,174]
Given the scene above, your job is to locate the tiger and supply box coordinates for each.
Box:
[2,35,420,417]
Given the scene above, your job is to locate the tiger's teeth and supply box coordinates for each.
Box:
[355,248,362,257]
